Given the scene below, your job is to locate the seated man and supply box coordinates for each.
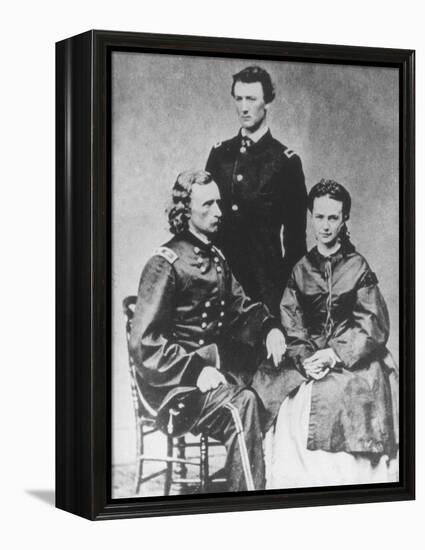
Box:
[129,170,286,492]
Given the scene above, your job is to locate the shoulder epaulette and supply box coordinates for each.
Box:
[212,245,226,261]
[153,246,178,264]
[283,147,296,159]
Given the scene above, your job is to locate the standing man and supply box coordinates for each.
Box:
[206,66,307,314]
[130,170,286,492]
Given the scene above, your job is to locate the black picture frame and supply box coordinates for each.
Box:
[56,29,415,520]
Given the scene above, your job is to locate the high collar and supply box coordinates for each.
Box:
[188,227,210,246]
[241,124,269,143]
[235,128,273,152]
[181,230,214,252]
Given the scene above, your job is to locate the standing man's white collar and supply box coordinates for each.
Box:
[241,125,269,143]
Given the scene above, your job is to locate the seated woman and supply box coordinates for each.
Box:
[253,179,398,488]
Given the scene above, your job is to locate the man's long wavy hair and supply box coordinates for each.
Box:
[308,179,353,249]
[167,170,213,235]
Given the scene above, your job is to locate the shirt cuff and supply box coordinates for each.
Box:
[262,315,282,338]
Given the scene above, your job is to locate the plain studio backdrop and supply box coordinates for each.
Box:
[1,0,423,549]
[112,53,399,466]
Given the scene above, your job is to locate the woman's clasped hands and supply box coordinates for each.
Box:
[303,348,340,380]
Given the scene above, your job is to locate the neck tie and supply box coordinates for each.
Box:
[240,136,253,154]
[242,136,253,148]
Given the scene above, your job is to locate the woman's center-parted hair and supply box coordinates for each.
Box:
[167,170,213,235]
[308,179,353,248]
[308,179,352,220]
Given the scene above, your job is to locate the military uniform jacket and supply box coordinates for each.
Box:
[206,130,307,314]
[129,231,276,413]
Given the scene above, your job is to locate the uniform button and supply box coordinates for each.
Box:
[194,247,200,254]
[220,311,225,317]
[201,322,207,328]
[205,301,211,308]
[218,321,223,327]
[232,204,239,212]
[236,174,243,182]
[202,312,207,318]
[199,339,205,346]
[216,266,222,273]
[201,267,207,274]
[213,256,219,263]
[220,300,225,306]
[240,146,246,153]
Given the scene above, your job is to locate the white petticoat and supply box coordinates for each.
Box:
[264,381,399,489]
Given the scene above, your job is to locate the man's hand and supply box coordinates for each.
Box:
[266,328,287,367]
[196,366,227,393]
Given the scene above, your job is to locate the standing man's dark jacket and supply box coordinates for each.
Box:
[206,130,307,314]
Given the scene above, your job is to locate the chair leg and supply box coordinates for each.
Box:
[200,433,209,493]
[134,420,144,495]
[164,435,173,496]
[175,436,188,480]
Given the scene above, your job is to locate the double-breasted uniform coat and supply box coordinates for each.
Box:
[130,231,278,491]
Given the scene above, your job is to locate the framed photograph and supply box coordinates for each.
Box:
[56,30,415,520]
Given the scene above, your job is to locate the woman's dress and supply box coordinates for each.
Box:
[252,242,399,488]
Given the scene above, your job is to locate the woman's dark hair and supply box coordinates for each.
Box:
[167,170,213,235]
[308,179,352,248]
[231,66,275,104]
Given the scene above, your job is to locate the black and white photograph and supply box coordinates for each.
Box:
[111,52,400,498]
[3,0,424,543]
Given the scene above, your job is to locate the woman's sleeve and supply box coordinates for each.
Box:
[328,270,390,369]
[280,273,316,367]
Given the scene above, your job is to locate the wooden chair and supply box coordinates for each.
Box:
[122,296,226,495]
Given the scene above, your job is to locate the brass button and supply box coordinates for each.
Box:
[213,256,219,263]
[205,301,211,308]
[220,311,225,317]
[202,312,207,318]
[216,266,222,273]
[199,339,205,346]
[232,204,239,212]
[201,322,207,329]
[240,146,246,153]
[218,321,223,327]
[220,300,225,306]
[201,267,207,274]
[236,174,243,182]
[194,247,200,254]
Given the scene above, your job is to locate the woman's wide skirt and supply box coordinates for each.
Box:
[264,381,399,489]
